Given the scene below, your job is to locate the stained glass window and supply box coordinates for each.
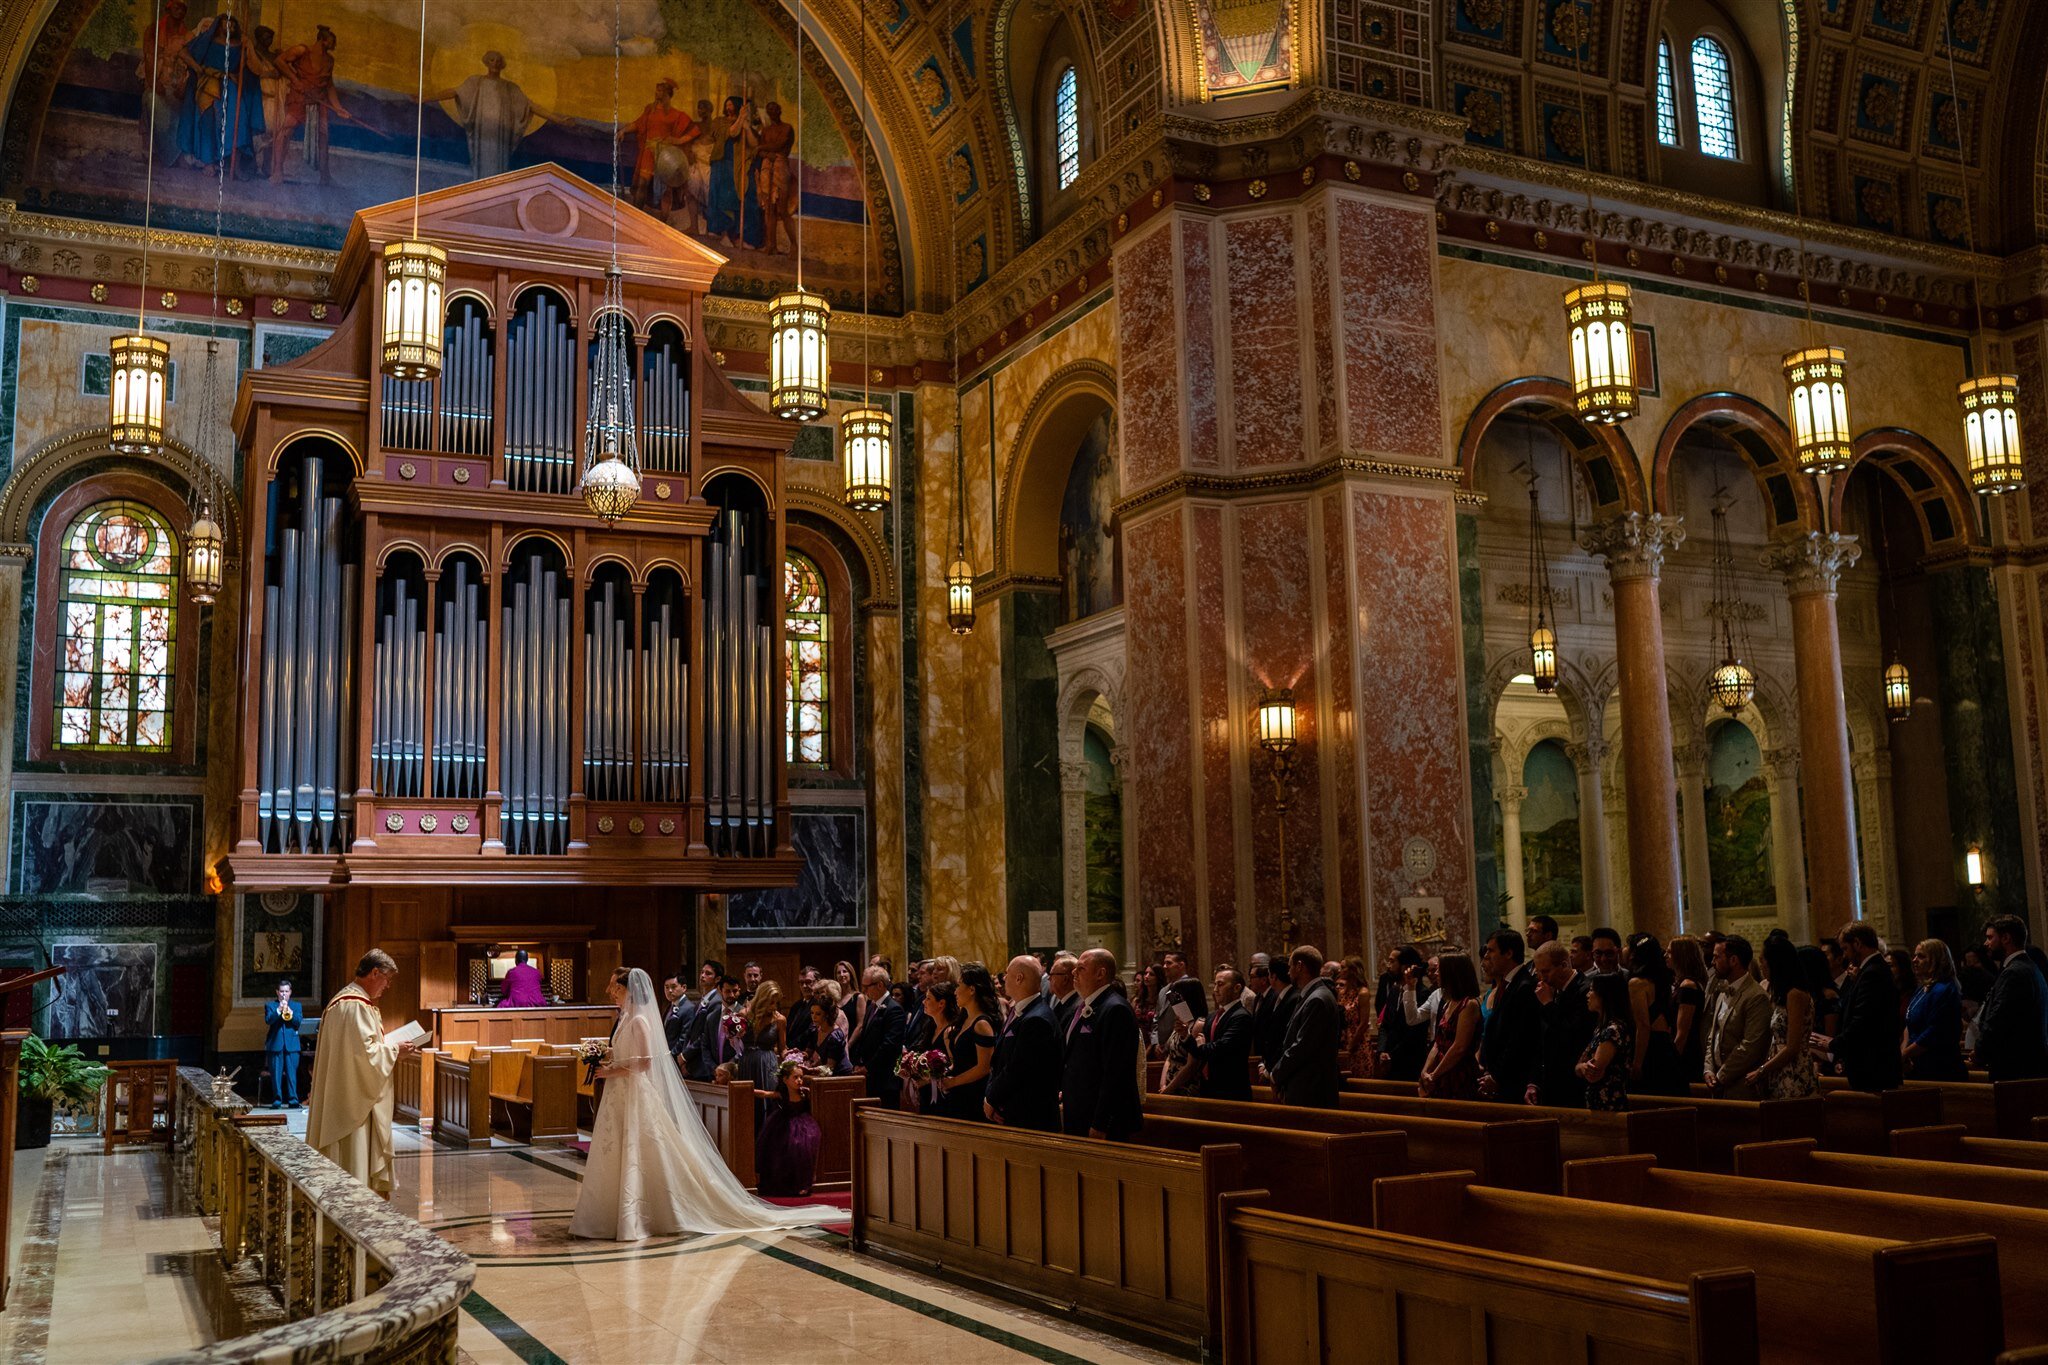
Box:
[785,552,829,766]
[1691,35,1739,159]
[55,500,178,751]
[1656,37,1681,147]
[1055,66,1081,190]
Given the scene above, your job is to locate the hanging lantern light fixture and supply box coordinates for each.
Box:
[181,72,237,606]
[1875,478,1912,722]
[946,555,976,633]
[1559,21,1636,424]
[1706,495,1755,715]
[1883,659,1913,721]
[769,0,831,421]
[839,13,891,509]
[109,332,171,454]
[1524,471,1560,692]
[580,10,641,523]
[1959,373,2025,494]
[1783,344,1853,475]
[381,0,446,380]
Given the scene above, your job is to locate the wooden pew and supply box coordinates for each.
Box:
[1630,1094,1827,1172]
[487,1046,578,1142]
[801,1074,873,1193]
[393,1047,432,1127]
[1375,1169,2002,1365]
[686,1078,759,1191]
[853,1108,1244,1350]
[1818,1085,1944,1154]
[1819,1075,2048,1139]
[1565,1153,2046,1350]
[1892,1124,2048,1172]
[427,1044,496,1148]
[544,1042,600,1128]
[1217,1191,1761,1365]
[1139,1114,1408,1228]
[1144,1093,1561,1193]
[1319,1083,1701,1171]
[1735,1137,2048,1212]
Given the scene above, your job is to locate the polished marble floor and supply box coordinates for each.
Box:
[3,1117,1184,1365]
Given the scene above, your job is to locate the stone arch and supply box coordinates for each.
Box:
[1483,644,1598,745]
[999,358,1117,581]
[1831,428,1980,554]
[787,485,898,606]
[0,425,244,550]
[1053,654,1131,959]
[1456,377,1648,520]
[1653,391,1821,534]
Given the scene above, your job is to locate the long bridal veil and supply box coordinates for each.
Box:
[615,967,841,1232]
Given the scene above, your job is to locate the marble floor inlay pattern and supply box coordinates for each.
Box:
[5,1119,1185,1365]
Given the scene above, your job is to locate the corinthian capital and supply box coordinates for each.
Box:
[1579,513,1685,582]
[1761,531,1862,597]
[1497,784,1529,812]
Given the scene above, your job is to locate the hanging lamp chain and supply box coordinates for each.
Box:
[411,0,427,241]
[136,0,166,332]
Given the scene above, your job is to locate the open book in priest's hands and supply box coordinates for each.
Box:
[385,1020,428,1048]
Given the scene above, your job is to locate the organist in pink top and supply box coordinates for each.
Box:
[497,950,549,1007]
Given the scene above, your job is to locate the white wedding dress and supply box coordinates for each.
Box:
[570,969,840,1240]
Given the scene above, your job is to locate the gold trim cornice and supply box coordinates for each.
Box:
[0,199,338,273]
[1114,455,1463,519]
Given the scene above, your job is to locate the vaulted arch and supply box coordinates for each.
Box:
[1653,391,1821,534]
[1457,377,1648,520]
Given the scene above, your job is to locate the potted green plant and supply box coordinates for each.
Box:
[16,1034,110,1149]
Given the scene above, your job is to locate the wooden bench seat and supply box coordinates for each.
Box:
[1218,1192,1760,1365]
[1817,1076,2048,1139]
[1735,1136,2048,1209]
[1566,1152,2045,1348]
[1892,1124,2048,1171]
[426,1044,496,1148]
[487,1046,578,1142]
[1631,1093,1827,1171]
[1374,1169,2001,1365]
[1325,1081,1700,1170]
[1144,1093,1561,1193]
[1139,1114,1410,1227]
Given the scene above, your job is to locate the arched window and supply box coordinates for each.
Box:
[1690,35,1738,159]
[1054,65,1081,191]
[55,500,178,751]
[1655,37,1681,147]
[784,551,829,765]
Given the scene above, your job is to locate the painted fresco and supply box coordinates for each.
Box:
[1706,719,1775,909]
[1082,724,1122,927]
[729,808,864,939]
[1519,739,1582,918]
[1057,411,1120,623]
[6,0,892,306]
[48,940,158,1037]
[1194,0,1292,96]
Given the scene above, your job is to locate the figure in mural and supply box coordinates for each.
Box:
[425,51,558,181]
[748,100,797,254]
[247,28,291,180]
[138,0,195,166]
[173,15,265,176]
[705,93,758,246]
[276,26,363,185]
[675,98,719,233]
[628,79,695,209]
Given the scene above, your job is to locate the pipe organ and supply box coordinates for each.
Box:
[227,168,800,891]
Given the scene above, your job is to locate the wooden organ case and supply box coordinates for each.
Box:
[225,167,801,893]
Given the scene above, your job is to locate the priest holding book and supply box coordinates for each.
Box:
[307,949,423,1197]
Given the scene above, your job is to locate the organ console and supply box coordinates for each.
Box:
[224,167,801,892]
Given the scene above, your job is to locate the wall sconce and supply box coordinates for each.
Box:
[1965,845,1985,892]
[1255,687,1299,946]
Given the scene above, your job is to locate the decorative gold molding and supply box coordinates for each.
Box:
[1114,454,1463,519]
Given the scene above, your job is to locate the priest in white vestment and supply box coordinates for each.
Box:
[306,949,419,1196]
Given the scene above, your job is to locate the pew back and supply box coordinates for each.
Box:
[426,1047,495,1148]
[1734,1137,2048,1210]
[803,1074,871,1191]
[1139,1114,1406,1227]
[1891,1124,2048,1171]
[1323,1084,1700,1170]
[1819,1086,1944,1154]
[686,1078,758,1190]
[1816,1077,2048,1139]
[1632,1094,1826,1172]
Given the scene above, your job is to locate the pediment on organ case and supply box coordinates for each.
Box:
[336,163,727,296]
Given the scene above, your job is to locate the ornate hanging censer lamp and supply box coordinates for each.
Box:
[1524,469,1559,692]
[1560,13,1636,424]
[768,0,830,421]
[1706,495,1755,715]
[381,0,446,380]
[840,8,891,511]
[110,0,172,454]
[580,0,641,523]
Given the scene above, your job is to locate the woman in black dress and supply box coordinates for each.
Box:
[1624,933,1687,1095]
[933,968,1000,1121]
[1375,945,1430,1081]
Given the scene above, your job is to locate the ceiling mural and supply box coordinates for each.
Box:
[1192,0,1294,97]
[0,0,908,309]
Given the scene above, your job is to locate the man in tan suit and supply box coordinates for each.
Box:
[1703,935,1772,1098]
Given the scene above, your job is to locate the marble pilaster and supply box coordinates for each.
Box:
[1763,531,1864,929]
[1580,513,1686,939]
[0,551,25,881]
[1498,784,1527,929]
[1762,748,1810,942]
[1852,749,1900,945]
[866,608,907,967]
[1566,740,1611,928]
[1674,744,1714,935]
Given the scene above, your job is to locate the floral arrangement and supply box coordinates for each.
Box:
[577,1040,611,1085]
[776,1048,807,1081]
[894,1047,951,1107]
[722,1009,748,1046]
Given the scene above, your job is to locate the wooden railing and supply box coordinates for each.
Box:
[165,1069,473,1364]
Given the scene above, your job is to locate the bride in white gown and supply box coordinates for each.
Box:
[570,968,841,1240]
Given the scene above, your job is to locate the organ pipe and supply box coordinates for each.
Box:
[704,508,775,856]
[501,551,572,853]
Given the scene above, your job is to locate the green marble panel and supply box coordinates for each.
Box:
[1928,565,2024,936]
[1459,513,1502,918]
[1000,589,1065,958]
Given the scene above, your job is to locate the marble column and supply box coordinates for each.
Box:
[1581,514,1686,939]
[1762,748,1810,942]
[1059,759,1090,952]
[1852,750,1900,945]
[1498,785,1528,930]
[1674,744,1714,936]
[1763,532,1863,928]
[0,550,25,876]
[1566,740,1612,927]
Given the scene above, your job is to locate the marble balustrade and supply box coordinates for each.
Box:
[165,1068,474,1364]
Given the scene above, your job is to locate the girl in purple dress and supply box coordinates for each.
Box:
[756,1051,822,1198]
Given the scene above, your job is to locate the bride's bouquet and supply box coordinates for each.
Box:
[577,1039,610,1086]
[894,1047,951,1108]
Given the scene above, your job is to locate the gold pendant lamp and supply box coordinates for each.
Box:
[769,0,830,421]
[381,0,445,381]
[839,10,891,510]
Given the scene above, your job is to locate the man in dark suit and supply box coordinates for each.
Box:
[1183,967,1254,1100]
[847,965,907,1109]
[1049,953,1081,1035]
[1246,953,1282,1061]
[1154,949,1208,1046]
[1478,928,1542,1103]
[1824,921,1902,1092]
[1528,941,1594,1107]
[682,973,741,1081]
[264,979,303,1108]
[1267,946,1341,1108]
[662,971,698,1057]
[1061,948,1141,1140]
[986,955,1063,1130]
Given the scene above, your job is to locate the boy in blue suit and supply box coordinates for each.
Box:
[264,980,302,1108]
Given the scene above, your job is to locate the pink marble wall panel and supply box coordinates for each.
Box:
[1123,510,1197,934]
[1226,214,1306,468]
[1182,220,1220,469]
[1320,490,1364,954]
[1338,199,1442,461]
[1238,499,1325,950]
[1115,226,1184,493]
[1192,505,1237,969]
[1351,488,1473,951]
[1306,200,1339,455]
